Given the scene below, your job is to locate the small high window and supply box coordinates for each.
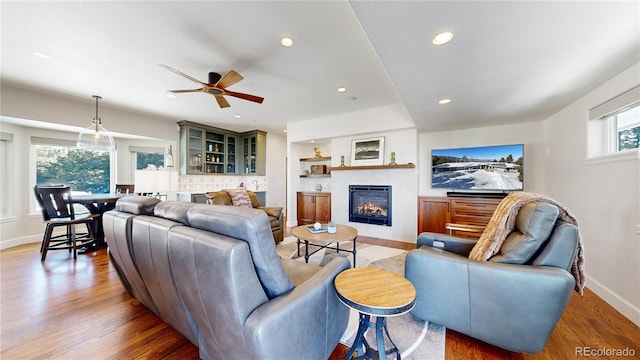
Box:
[614,105,640,151]
[589,85,640,157]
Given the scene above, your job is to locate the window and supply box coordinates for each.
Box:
[614,105,640,151]
[1,132,14,219]
[33,137,111,193]
[129,146,166,170]
[136,151,165,170]
[589,85,640,156]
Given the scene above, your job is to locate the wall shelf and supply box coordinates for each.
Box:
[329,163,415,171]
[300,156,332,162]
[299,174,331,178]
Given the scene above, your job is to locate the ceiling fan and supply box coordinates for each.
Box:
[159,64,264,108]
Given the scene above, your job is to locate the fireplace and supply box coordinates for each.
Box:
[349,185,392,226]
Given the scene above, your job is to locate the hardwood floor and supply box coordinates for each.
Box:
[1,238,638,359]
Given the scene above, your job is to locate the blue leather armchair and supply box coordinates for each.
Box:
[405,202,579,354]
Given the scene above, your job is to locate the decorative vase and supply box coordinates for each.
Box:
[315,184,323,192]
[340,155,345,167]
[389,151,397,165]
[327,220,336,234]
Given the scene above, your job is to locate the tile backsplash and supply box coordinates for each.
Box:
[178,175,268,193]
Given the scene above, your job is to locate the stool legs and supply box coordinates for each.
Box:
[346,312,401,360]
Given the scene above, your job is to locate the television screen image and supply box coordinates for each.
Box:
[431,144,524,191]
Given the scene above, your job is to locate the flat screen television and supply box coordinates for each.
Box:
[431,144,524,192]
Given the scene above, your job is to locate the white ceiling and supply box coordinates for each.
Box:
[2,1,639,135]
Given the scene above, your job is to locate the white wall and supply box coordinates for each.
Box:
[543,62,640,325]
[265,132,287,208]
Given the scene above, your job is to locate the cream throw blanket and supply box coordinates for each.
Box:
[469,192,585,295]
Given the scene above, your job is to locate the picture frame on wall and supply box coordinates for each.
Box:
[351,136,385,166]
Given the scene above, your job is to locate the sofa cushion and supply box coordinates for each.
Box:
[186,204,294,298]
[225,189,253,208]
[115,196,160,215]
[490,202,559,264]
[153,200,198,225]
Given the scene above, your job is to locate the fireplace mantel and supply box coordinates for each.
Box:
[330,163,415,171]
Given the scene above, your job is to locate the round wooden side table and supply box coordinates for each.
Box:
[334,267,416,360]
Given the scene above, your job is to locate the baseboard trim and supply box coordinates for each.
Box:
[0,235,41,251]
[586,274,640,326]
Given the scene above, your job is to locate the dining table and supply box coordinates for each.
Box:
[70,193,126,249]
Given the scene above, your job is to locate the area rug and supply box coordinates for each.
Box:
[277,237,446,360]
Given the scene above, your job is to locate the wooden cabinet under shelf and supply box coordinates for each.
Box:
[297,192,331,225]
[418,196,501,237]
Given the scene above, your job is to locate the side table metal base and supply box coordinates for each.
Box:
[346,312,401,360]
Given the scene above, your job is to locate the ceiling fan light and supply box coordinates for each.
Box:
[77,95,115,151]
[438,98,452,105]
[280,37,294,47]
[337,87,347,93]
[432,31,454,45]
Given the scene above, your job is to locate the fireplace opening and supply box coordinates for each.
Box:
[349,185,392,226]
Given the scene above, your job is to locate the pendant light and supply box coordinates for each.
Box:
[77,95,115,151]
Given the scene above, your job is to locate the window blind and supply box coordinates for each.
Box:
[589,85,640,120]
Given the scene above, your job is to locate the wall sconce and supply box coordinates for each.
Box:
[165,145,175,168]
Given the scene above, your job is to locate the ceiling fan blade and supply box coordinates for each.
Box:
[223,90,264,104]
[159,64,207,86]
[168,88,204,93]
[216,70,244,89]
[214,95,231,108]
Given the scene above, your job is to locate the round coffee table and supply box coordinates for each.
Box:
[334,267,416,360]
[291,224,358,266]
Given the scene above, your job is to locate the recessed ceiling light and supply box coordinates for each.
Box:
[438,98,452,105]
[32,51,51,60]
[234,114,242,119]
[337,87,347,93]
[432,31,454,45]
[166,93,176,99]
[310,140,316,143]
[283,129,288,133]
[280,37,294,47]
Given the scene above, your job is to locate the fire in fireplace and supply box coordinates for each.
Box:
[349,185,392,226]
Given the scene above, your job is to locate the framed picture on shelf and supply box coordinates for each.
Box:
[351,136,385,166]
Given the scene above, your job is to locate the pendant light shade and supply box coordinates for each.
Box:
[77,95,115,151]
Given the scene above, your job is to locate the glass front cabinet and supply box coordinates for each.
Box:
[178,121,265,175]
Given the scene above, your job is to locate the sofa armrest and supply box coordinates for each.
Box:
[405,247,473,333]
[417,231,478,256]
[244,257,350,360]
[258,206,283,220]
